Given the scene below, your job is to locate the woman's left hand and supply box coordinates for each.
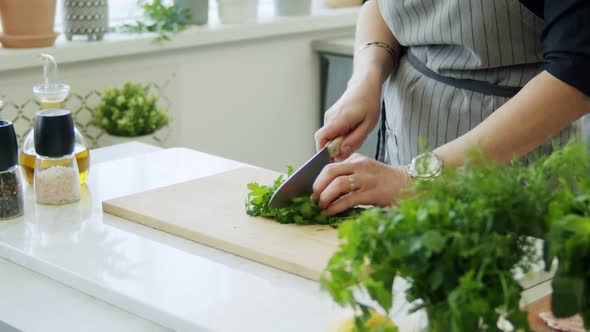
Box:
[312,154,413,216]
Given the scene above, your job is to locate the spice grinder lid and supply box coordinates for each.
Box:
[34,109,75,158]
[0,120,18,172]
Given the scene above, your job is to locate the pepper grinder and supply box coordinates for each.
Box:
[34,109,80,205]
[0,119,24,220]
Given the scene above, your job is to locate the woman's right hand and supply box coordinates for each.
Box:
[315,79,382,160]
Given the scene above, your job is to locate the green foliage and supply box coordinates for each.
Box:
[118,0,194,42]
[321,142,590,332]
[94,81,169,137]
[246,166,364,227]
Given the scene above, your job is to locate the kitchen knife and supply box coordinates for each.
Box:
[268,137,343,208]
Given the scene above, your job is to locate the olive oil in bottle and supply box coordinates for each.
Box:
[39,100,65,109]
[20,143,89,185]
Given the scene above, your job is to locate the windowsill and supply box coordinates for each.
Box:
[0,6,358,72]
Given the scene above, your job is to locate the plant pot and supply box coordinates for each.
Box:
[274,0,311,16]
[101,133,159,147]
[174,0,209,25]
[63,0,109,41]
[217,0,258,24]
[0,0,59,48]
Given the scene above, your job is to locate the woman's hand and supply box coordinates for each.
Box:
[312,154,413,216]
[315,80,382,160]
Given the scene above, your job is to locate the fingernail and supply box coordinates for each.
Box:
[310,193,317,201]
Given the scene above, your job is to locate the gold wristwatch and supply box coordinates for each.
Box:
[405,152,443,181]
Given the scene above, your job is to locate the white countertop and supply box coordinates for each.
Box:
[0,143,370,332]
[0,143,165,332]
[0,142,550,332]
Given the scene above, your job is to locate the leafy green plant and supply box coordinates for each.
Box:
[246,166,365,227]
[94,81,169,137]
[118,0,194,42]
[321,143,590,332]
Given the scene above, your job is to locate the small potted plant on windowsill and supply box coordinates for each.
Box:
[94,81,169,146]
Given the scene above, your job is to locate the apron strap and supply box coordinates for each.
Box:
[375,101,387,163]
[407,49,524,98]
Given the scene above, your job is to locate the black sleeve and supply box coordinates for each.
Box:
[542,0,590,97]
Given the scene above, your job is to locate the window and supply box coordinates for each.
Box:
[55,0,277,28]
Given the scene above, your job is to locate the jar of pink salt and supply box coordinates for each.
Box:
[33,109,80,205]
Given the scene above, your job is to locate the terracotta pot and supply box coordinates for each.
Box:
[0,0,59,48]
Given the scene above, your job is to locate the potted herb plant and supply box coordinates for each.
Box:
[321,143,590,332]
[94,81,169,146]
[62,0,109,41]
[0,0,59,48]
[119,0,193,42]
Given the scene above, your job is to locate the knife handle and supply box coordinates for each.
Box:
[326,136,344,158]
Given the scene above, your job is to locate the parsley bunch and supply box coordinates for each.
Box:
[321,143,590,332]
[246,166,364,227]
[119,0,193,42]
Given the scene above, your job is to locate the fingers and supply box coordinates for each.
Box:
[312,157,408,216]
[321,171,371,216]
[314,128,331,153]
[323,192,362,216]
[315,111,354,152]
[312,162,354,203]
[317,175,357,209]
[315,118,373,159]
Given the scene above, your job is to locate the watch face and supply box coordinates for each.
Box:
[411,152,442,179]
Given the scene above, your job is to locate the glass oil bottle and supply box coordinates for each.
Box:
[20,54,91,186]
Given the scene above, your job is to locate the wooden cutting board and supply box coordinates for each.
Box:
[102,167,340,281]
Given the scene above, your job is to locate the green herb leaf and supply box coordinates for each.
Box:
[245,168,364,227]
[118,0,194,42]
[320,142,590,331]
[94,81,169,136]
[552,276,585,318]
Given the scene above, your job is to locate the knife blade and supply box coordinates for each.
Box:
[268,137,343,208]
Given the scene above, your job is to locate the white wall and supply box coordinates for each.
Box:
[0,26,354,171]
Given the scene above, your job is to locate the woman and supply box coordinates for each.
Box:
[313,0,590,216]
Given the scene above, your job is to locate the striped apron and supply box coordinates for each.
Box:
[376,0,580,166]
